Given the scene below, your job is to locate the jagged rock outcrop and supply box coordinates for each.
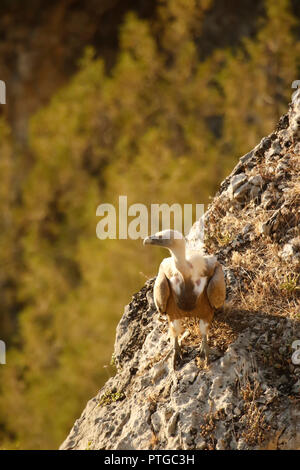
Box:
[60,90,300,450]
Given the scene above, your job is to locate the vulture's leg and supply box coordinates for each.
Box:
[169,319,182,370]
[199,319,211,363]
[173,336,181,370]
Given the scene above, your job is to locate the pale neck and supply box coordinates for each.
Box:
[170,242,189,276]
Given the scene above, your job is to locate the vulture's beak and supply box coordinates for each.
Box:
[143,235,170,247]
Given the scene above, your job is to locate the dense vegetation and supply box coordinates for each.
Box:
[0,0,299,449]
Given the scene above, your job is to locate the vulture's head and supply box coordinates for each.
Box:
[143,229,185,253]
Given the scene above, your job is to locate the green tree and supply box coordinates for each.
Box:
[219,0,300,156]
[0,0,299,450]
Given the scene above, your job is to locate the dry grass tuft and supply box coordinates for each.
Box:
[239,379,271,446]
[199,408,226,449]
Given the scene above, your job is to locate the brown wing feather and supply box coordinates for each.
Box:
[206,262,226,309]
[153,263,170,314]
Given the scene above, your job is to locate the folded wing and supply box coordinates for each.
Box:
[206,261,226,309]
[154,262,170,315]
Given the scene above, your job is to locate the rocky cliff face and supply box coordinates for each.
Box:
[60,90,300,451]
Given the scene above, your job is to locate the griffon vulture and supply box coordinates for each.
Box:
[143,229,226,369]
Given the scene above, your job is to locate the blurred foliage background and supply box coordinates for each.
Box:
[0,0,299,449]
